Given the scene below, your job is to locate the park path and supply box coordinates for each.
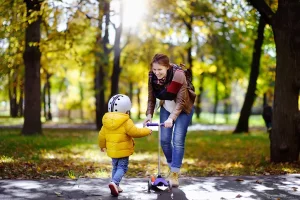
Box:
[1,175,300,199]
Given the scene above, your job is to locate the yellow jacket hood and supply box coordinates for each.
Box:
[102,112,129,130]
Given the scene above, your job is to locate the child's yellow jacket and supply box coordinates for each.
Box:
[98,112,151,158]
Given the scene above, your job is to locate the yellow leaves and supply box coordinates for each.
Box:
[194,20,205,27]
[215,162,244,170]
[208,65,217,73]
[54,192,63,197]
[0,156,14,163]
[28,42,39,47]
[26,10,41,25]
[67,170,76,179]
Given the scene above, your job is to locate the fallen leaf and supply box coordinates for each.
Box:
[292,187,297,191]
[236,194,242,198]
[255,180,262,184]
[54,192,62,197]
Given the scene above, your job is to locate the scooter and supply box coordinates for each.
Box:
[146,123,172,192]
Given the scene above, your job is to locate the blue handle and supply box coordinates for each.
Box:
[146,123,165,127]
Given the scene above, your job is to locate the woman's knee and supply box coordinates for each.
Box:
[173,132,186,147]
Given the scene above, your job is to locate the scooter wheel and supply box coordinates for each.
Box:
[148,179,152,193]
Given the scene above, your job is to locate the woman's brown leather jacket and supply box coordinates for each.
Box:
[146,71,196,121]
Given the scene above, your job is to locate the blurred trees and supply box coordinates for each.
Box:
[0,0,277,134]
[0,1,26,118]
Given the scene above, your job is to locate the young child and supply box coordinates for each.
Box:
[98,94,152,197]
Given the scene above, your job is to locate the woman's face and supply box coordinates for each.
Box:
[152,63,168,79]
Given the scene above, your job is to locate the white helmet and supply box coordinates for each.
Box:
[108,94,132,113]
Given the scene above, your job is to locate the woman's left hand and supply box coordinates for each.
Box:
[164,118,173,128]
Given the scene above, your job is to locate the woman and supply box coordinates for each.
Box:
[143,53,196,187]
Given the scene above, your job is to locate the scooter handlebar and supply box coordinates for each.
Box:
[146,123,165,127]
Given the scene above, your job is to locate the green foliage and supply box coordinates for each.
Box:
[0,0,26,76]
[0,0,277,122]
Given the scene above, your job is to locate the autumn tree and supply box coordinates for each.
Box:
[110,0,124,96]
[247,0,300,162]
[22,0,43,135]
[234,16,266,133]
[94,0,111,129]
[0,1,25,118]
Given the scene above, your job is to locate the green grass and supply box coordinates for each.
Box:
[190,112,265,126]
[0,116,24,125]
[1,128,299,179]
[0,112,265,127]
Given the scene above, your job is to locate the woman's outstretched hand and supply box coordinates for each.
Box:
[164,118,173,128]
[143,114,152,127]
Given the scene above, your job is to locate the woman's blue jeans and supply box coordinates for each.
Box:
[111,157,129,185]
[160,106,194,173]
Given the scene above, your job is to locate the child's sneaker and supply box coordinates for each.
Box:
[108,182,119,197]
[168,172,179,187]
[117,185,123,193]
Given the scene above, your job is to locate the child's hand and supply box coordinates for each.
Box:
[101,148,106,152]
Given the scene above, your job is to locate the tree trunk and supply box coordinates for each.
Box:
[68,110,71,121]
[9,71,18,117]
[263,93,267,107]
[195,74,204,119]
[43,82,47,119]
[129,82,133,100]
[79,70,84,121]
[95,0,110,130]
[234,16,265,133]
[22,0,42,135]
[213,77,219,124]
[18,79,24,117]
[223,90,231,124]
[42,73,52,121]
[186,21,193,74]
[137,87,141,120]
[110,1,123,97]
[186,17,194,126]
[270,2,300,162]
[46,74,52,120]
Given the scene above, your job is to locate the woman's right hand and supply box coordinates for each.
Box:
[143,114,152,127]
